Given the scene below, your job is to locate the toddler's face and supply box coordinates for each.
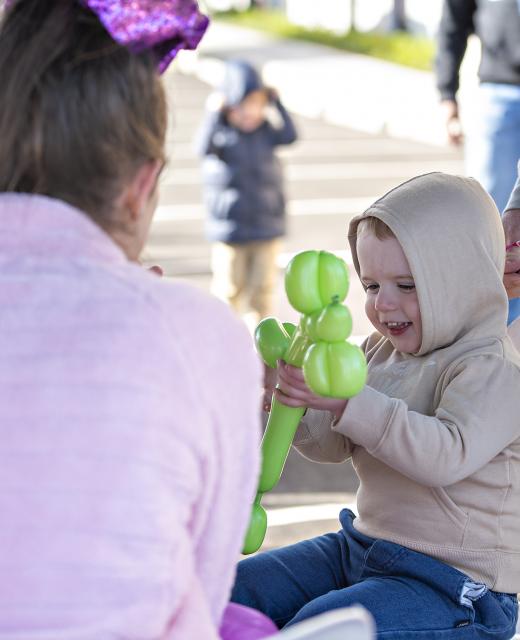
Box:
[227,89,268,132]
[357,230,422,354]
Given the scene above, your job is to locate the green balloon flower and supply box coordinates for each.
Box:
[242,250,367,555]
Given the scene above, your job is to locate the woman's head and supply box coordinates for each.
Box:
[0,0,167,252]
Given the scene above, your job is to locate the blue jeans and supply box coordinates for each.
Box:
[232,509,518,639]
[464,82,520,324]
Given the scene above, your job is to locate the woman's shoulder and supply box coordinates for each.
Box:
[138,272,257,364]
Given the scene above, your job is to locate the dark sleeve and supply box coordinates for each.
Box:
[435,0,477,101]
[268,99,298,146]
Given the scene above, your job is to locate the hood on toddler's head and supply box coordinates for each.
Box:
[220,59,264,107]
[348,172,508,356]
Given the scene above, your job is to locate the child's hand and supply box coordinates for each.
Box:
[275,361,348,421]
[265,86,279,103]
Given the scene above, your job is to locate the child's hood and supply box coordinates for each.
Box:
[220,59,264,107]
[348,172,508,356]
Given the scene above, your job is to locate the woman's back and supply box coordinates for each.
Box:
[0,194,261,639]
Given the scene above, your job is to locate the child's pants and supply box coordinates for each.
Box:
[232,509,518,639]
[210,239,281,327]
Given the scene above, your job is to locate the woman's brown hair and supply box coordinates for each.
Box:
[0,0,167,229]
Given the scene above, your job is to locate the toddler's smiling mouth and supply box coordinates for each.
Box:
[385,321,412,335]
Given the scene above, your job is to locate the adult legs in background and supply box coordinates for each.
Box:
[464,83,520,324]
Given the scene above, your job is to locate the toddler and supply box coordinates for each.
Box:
[233,173,520,640]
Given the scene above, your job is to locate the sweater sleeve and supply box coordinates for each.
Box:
[292,409,354,463]
[435,0,477,100]
[333,354,520,487]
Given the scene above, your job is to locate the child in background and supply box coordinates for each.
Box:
[196,59,298,330]
[0,2,265,639]
[232,173,520,639]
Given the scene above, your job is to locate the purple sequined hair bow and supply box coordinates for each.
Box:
[2,0,208,73]
[82,0,209,73]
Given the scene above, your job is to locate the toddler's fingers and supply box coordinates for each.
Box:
[279,361,305,379]
[277,361,307,390]
[274,387,307,408]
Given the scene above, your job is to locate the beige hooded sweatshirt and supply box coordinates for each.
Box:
[294,173,520,593]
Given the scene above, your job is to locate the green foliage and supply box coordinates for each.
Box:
[215,8,435,72]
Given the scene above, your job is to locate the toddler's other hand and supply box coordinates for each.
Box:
[275,361,348,421]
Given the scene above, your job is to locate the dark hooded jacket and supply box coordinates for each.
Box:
[196,60,297,244]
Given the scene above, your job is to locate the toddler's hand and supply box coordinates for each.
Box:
[275,361,348,421]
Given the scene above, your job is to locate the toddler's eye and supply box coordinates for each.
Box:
[364,283,379,292]
[398,283,415,291]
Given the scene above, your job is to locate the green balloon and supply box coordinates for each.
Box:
[303,341,367,398]
[316,301,353,342]
[242,501,267,555]
[244,250,364,556]
[254,317,291,368]
[285,250,349,314]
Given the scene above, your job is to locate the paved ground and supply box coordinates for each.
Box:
[144,23,464,550]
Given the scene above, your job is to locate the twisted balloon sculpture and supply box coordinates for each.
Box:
[242,250,368,555]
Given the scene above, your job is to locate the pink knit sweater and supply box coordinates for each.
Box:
[0,194,262,639]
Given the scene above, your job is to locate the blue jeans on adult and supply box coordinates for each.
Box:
[465,82,520,324]
[232,509,518,639]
